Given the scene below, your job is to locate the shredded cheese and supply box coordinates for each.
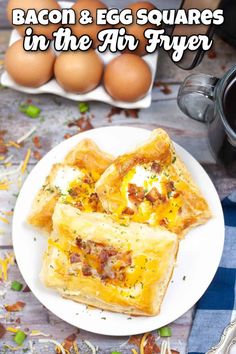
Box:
[0,253,14,281]
[0,156,5,161]
[7,327,19,333]
[3,344,23,351]
[30,330,50,337]
[21,149,31,174]
[0,182,10,191]
[4,154,13,164]
[17,126,37,144]
[0,215,9,224]
[132,349,138,354]
[0,163,22,179]
[84,340,97,354]
[7,141,21,149]
[140,332,150,354]
[38,339,66,354]
[73,342,80,354]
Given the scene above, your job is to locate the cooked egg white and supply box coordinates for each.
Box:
[52,166,84,195]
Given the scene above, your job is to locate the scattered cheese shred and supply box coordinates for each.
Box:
[4,154,13,164]
[3,211,13,216]
[21,149,31,174]
[38,339,66,354]
[84,340,97,354]
[7,141,21,149]
[0,156,5,161]
[0,215,9,224]
[73,342,80,354]
[140,332,150,354]
[0,163,22,179]
[30,330,50,337]
[132,349,138,354]
[0,182,10,191]
[3,344,23,351]
[7,327,19,333]
[0,253,14,281]
[17,126,37,144]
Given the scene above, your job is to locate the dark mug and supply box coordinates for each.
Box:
[177,66,236,176]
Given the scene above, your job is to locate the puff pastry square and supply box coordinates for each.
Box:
[95,129,211,237]
[41,203,178,316]
[27,139,114,232]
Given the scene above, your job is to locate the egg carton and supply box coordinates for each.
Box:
[1,1,158,109]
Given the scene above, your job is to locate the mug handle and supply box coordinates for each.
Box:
[177,74,219,122]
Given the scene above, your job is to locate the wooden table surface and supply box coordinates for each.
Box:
[0,5,236,353]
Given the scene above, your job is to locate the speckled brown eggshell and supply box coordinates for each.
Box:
[5,39,55,87]
[104,54,152,102]
[54,50,104,93]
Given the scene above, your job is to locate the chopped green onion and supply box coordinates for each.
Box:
[79,102,89,113]
[19,104,41,118]
[11,281,23,291]
[158,326,172,337]
[14,330,26,346]
[111,352,121,354]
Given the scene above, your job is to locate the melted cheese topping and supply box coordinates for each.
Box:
[120,163,183,228]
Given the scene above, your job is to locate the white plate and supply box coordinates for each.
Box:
[12,126,225,336]
[1,1,158,109]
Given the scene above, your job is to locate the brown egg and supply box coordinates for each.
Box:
[70,0,109,48]
[5,39,55,87]
[7,0,61,39]
[122,2,157,56]
[104,54,152,102]
[54,50,104,93]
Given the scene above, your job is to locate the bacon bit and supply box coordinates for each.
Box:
[146,187,166,204]
[32,136,41,149]
[82,264,92,276]
[151,162,161,174]
[23,285,31,292]
[63,333,77,351]
[70,253,81,264]
[0,323,6,339]
[15,318,21,324]
[171,350,180,354]
[124,109,139,118]
[5,301,25,312]
[166,181,175,193]
[7,141,21,149]
[128,183,145,205]
[221,64,226,71]
[160,218,169,227]
[208,47,217,59]
[107,107,139,122]
[64,133,72,139]
[129,335,143,347]
[21,148,31,174]
[33,150,42,161]
[122,207,135,215]
[0,142,7,154]
[68,117,94,132]
[161,84,172,95]
[143,334,160,354]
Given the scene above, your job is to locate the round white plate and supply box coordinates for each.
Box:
[12,126,225,336]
